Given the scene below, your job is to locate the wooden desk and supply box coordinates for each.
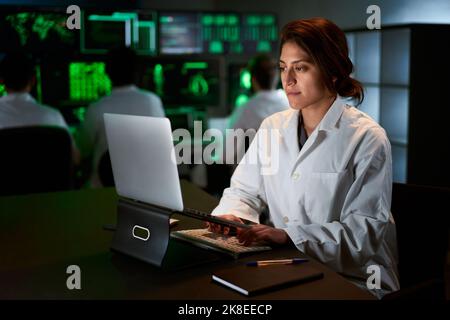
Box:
[0,181,374,299]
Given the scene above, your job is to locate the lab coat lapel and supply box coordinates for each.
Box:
[279,109,300,162]
[289,97,347,174]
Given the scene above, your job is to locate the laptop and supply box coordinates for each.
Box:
[104,114,272,264]
[103,113,249,230]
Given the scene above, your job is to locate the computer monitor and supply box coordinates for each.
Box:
[228,63,252,111]
[36,59,111,125]
[81,11,157,55]
[159,11,278,55]
[69,62,112,102]
[241,13,278,54]
[0,83,5,97]
[142,58,222,108]
[200,13,241,54]
[0,9,78,55]
[159,12,203,54]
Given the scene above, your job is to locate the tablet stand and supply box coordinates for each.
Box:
[111,197,172,267]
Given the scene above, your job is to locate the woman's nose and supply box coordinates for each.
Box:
[286,70,297,86]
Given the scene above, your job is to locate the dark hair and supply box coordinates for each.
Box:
[0,51,35,91]
[106,46,137,87]
[248,54,278,90]
[280,18,364,105]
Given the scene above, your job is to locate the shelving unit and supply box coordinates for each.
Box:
[345,24,450,187]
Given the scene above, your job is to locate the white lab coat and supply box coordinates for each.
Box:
[212,96,400,298]
[77,85,165,187]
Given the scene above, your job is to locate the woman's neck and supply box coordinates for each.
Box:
[301,95,336,136]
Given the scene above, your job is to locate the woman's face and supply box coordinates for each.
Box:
[280,41,331,110]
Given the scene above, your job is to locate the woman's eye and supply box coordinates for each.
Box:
[279,66,286,72]
[295,66,305,72]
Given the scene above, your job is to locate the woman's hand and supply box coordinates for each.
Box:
[206,214,245,235]
[237,224,290,246]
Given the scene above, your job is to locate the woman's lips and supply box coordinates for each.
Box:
[287,92,301,96]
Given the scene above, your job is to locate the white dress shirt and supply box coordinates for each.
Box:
[77,85,165,187]
[0,93,69,130]
[226,89,289,164]
[228,89,289,131]
[212,96,400,298]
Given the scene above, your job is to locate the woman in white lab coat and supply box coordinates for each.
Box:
[209,18,400,298]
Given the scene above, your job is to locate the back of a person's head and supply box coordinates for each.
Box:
[106,46,137,87]
[0,51,35,92]
[248,54,278,91]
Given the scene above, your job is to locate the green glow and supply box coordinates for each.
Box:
[35,65,43,103]
[231,42,243,53]
[262,15,275,25]
[235,94,250,107]
[159,16,172,24]
[165,106,195,115]
[153,64,164,96]
[271,26,278,40]
[230,27,240,41]
[0,83,5,96]
[88,15,129,22]
[257,40,271,52]
[247,15,261,26]
[183,62,208,70]
[69,62,112,102]
[137,21,156,54]
[112,12,138,20]
[202,15,213,26]
[32,15,55,40]
[216,15,225,26]
[6,13,72,46]
[240,70,252,90]
[189,73,209,96]
[209,41,223,54]
[73,107,87,122]
[228,15,239,25]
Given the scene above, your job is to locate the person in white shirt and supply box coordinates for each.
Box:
[226,55,289,166]
[228,54,289,133]
[0,52,79,163]
[0,52,69,130]
[77,47,165,187]
[208,18,399,298]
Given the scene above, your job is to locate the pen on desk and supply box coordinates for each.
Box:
[246,258,309,267]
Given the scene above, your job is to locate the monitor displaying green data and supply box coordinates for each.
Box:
[81,11,157,55]
[0,10,77,55]
[69,62,112,102]
[159,12,278,55]
[143,58,221,107]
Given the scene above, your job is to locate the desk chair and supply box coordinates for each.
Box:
[383,183,449,299]
[0,126,73,196]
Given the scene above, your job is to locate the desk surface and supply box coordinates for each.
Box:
[0,181,374,299]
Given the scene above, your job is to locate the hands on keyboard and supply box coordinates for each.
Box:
[182,208,252,230]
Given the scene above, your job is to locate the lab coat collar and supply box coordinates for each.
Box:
[317,96,347,132]
[280,95,346,137]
